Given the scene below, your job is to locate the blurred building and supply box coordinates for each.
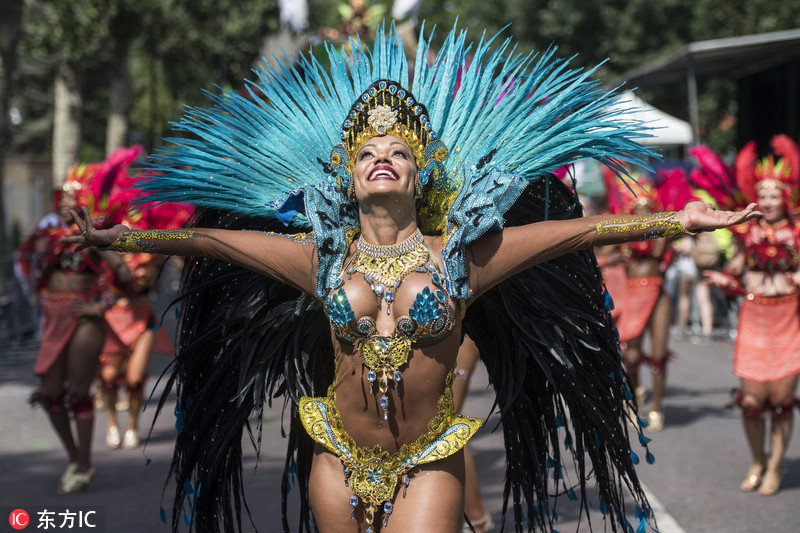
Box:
[617,28,800,148]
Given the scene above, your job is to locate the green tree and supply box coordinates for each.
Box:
[0,0,25,270]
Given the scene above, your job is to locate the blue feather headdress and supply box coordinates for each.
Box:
[135,21,655,298]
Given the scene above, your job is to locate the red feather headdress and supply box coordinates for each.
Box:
[735,134,799,209]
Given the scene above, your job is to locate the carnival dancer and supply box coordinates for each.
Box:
[99,194,191,450]
[66,24,758,532]
[20,161,131,494]
[99,252,175,449]
[602,167,679,431]
[705,134,800,496]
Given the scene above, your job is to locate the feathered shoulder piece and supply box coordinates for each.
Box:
[687,145,748,210]
[133,21,656,299]
[654,165,699,212]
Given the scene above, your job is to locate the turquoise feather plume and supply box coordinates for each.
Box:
[135,21,655,229]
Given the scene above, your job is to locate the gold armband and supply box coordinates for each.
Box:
[259,231,315,246]
[595,212,692,240]
[107,229,195,253]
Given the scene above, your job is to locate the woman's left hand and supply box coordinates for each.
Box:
[59,206,130,250]
[674,201,761,233]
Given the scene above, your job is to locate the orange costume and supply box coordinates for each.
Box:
[101,254,174,360]
[730,219,800,382]
[614,242,672,343]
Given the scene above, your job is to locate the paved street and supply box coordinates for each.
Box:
[1,332,798,532]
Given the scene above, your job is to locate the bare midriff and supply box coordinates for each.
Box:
[328,323,462,453]
[46,270,98,294]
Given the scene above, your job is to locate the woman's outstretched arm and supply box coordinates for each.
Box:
[468,201,761,299]
[62,207,317,294]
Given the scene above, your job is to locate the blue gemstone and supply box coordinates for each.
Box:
[350,496,358,508]
[367,370,376,383]
[379,396,389,408]
[384,502,393,514]
[373,284,384,296]
[393,371,402,382]
[385,291,394,302]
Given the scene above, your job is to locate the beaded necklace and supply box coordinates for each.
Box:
[348,229,428,313]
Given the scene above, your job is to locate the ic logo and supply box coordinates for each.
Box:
[9,509,29,529]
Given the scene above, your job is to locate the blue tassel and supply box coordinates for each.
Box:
[624,517,634,533]
[145,458,151,466]
[599,498,608,515]
[196,482,202,497]
[646,450,656,464]
[630,450,640,464]
[160,507,167,524]
[637,416,649,428]
[568,488,577,501]
[638,433,652,446]
[151,320,163,331]
[184,512,191,526]
[183,480,193,494]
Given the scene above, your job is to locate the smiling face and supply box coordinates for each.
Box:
[57,191,78,224]
[352,135,418,204]
[756,185,787,224]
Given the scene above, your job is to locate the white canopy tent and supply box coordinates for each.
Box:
[575,92,692,196]
[609,92,693,146]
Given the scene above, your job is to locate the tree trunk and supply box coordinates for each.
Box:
[0,0,25,275]
[105,34,132,155]
[52,62,82,189]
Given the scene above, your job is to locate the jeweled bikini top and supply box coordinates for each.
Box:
[323,229,455,418]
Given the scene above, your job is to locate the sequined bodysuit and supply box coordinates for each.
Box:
[299,234,481,530]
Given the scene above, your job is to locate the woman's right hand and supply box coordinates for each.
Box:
[703,270,731,289]
[59,206,130,250]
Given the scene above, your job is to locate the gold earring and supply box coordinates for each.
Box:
[348,179,357,203]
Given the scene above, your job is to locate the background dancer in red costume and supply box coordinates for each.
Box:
[18,159,131,493]
[603,167,689,431]
[705,134,800,496]
[98,181,192,450]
